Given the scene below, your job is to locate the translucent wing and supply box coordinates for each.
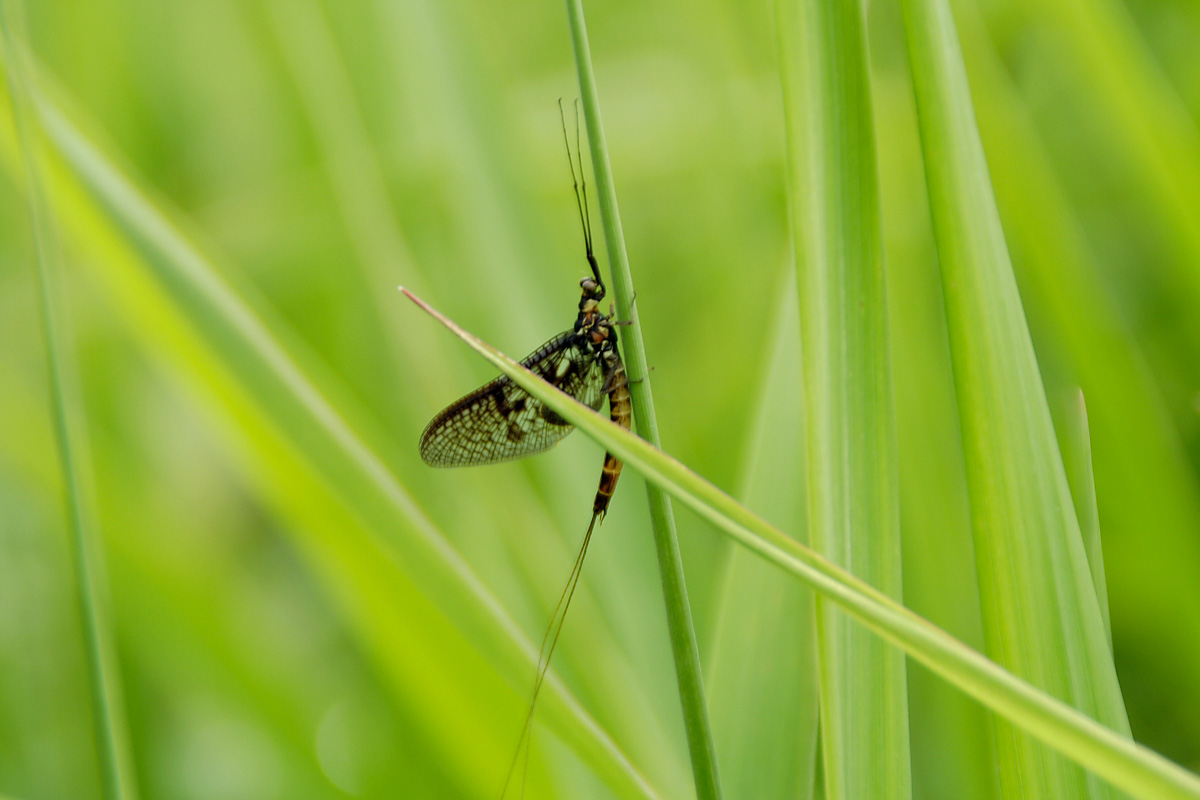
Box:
[419,331,608,467]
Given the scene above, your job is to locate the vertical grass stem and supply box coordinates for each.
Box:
[0,6,137,799]
[563,2,724,798]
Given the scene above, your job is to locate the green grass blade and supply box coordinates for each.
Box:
[0,74,666,800]
[402,285,1200,800]
[263,0,448,421]
[897,0,1131,795]
[952,0,1200,707]
[776,0,911,795]
[706,277,818,800]
[564,2,724,798]
[1057,391,1111,645]
[0,10,137,800]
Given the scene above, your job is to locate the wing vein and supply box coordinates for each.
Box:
[419,331,607,467]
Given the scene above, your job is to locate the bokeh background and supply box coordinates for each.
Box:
[2,0,1200,798]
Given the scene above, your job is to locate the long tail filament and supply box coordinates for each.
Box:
[499,511,601,799]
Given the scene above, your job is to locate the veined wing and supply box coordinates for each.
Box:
[419,331,607,467]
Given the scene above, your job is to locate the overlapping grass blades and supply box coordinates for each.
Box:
[955,0,1200,726]
[0,63,667,800]
[899,0,1130,794]
[403,283,1200,799]
[706,278,818,800]
[3,0,1200,797]
[565,0,723,797]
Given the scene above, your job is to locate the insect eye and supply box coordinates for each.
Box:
[580,277,603,296]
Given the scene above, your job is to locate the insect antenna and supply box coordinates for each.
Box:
[498,511,601,799]
[558,98,601,285]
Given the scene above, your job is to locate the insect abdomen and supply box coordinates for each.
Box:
[593,356,631,518]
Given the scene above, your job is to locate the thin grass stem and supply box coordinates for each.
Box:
[562,2,724,799]
[0,5,137,799]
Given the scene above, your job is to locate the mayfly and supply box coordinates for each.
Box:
[417,102,631,796]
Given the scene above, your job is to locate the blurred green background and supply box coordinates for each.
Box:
[2,0,1200,798]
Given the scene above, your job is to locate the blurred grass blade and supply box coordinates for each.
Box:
[707,274,818,800]
[1057,391,1111,645]
[0,68,665,800]
[564,2,724,798]
[402,285,1200,800]
[263,0,448,420]
[0,8,137,800]
[1007,0,1200,316]
[776,0,911,795]
[897,0,1131,795]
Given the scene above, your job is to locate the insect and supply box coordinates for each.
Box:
[417,101,631,797]
[417,272,631,517]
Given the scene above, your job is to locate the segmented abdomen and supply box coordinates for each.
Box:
[593,354,631,518]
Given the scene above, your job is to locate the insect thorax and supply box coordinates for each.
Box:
[573,276,618,357]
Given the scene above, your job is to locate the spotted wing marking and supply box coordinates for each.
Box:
[419,331,607,467]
